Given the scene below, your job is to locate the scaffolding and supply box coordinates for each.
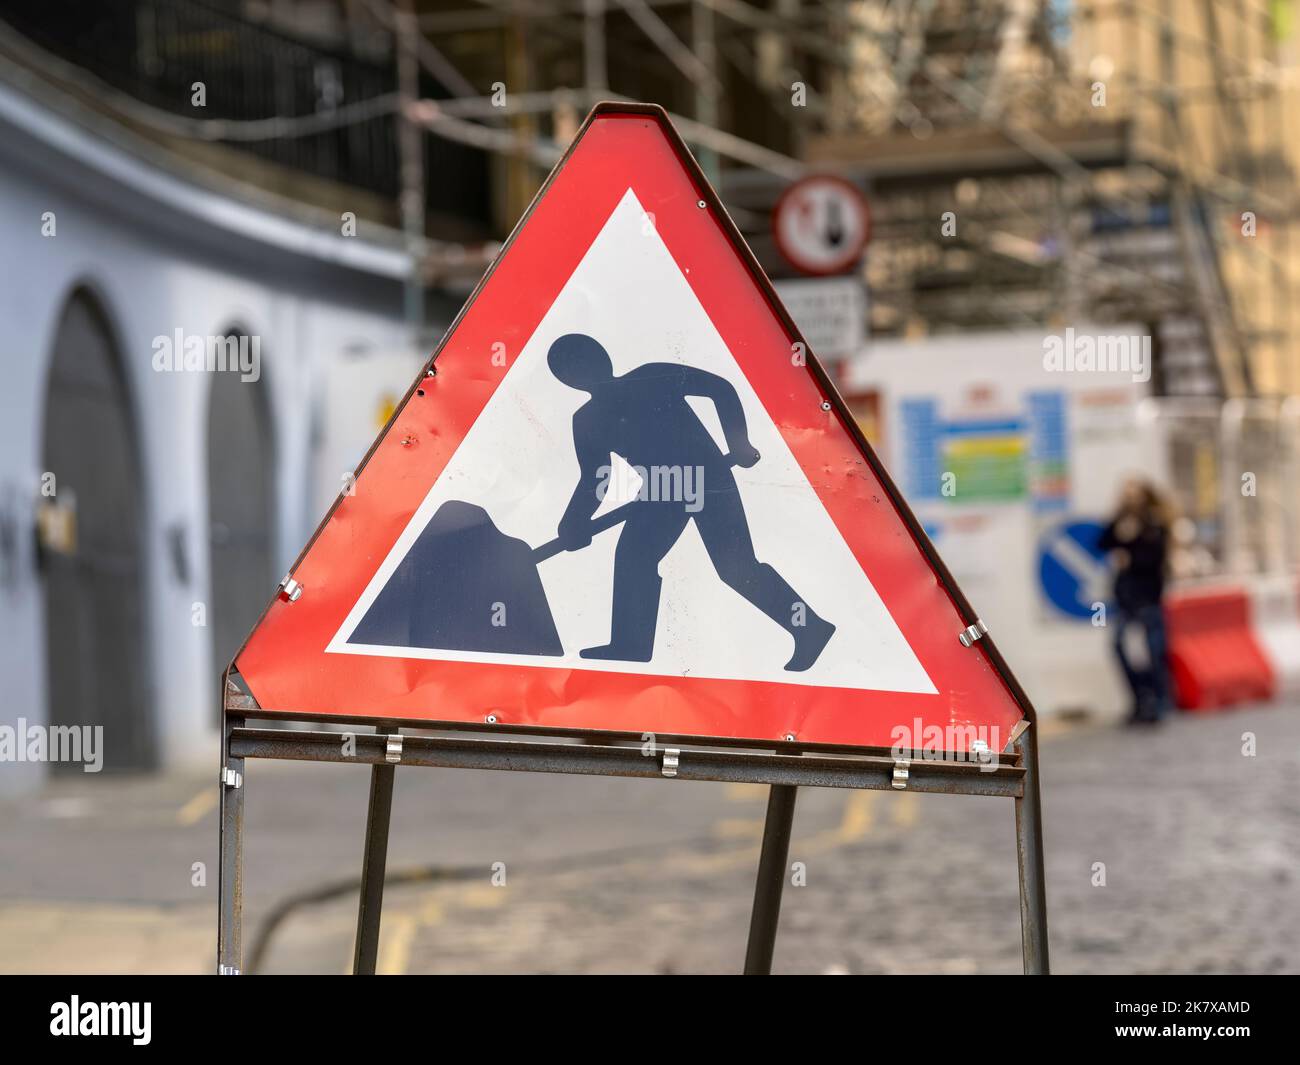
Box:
[382,0,1297,400]
[3,0,1294,396]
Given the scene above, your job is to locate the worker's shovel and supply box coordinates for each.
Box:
[531,493,653,563]
[533,451,749,562]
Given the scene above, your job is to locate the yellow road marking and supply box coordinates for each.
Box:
[801,790,875,851]
[417,894,448,925]
[670,844,763,875]
[363,787,889,972]
[375,913,418,976]
[175,787,217,827]
[837,790,876,841]
[892,791,918,829]
[458,883,509,909]
[713,817,766,839]
[1036,716,1085,742]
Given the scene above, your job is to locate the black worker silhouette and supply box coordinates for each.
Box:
[348,334,835,671]
[549,333,835,671]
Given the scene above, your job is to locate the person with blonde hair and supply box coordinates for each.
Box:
[1099,477,1174,724]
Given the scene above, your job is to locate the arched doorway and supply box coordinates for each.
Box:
[41,290,152,770]
[207,331,275,712]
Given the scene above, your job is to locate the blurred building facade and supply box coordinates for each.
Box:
[2,1,1298,790]
[0,4,437,791]
[357,0,1300,579]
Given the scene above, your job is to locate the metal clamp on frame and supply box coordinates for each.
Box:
[385,734,403,764]
[892,757,910,790]
[661,747,680,778]
[958,619,988,647]
[221,766,242,789]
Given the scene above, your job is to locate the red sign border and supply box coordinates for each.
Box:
[228,101,1039,753]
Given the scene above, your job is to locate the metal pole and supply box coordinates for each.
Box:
[692,0,720,185]
[1013,725,1050,974]
[395,0,425,345]
[584,0,607,93]
[743,783,798,974]
[217,711,246,974]
[352,743,398,975]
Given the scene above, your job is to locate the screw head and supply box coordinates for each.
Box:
[821,401,832,412]
[697,199,706,209]
[783,732,796,742]
[485,714,498,724]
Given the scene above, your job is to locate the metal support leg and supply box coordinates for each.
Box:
[352,751,397,975]
[217,712,246,974]
[743,783,798,975]
[1013,725,1050,974]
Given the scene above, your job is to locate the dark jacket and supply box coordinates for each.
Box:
[1099,517,1168,611]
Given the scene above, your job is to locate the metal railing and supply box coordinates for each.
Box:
[1,0,490,231]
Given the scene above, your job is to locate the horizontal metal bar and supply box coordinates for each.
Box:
[229,728,1025,797]
[223,699,1022,766]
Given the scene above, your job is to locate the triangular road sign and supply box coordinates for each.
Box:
[233,103,1030,752]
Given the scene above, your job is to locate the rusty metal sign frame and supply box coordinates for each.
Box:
[217,669,1048,975]
[216,101,1049,976]
[227,101,1040,748]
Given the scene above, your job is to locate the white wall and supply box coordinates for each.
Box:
[0,82,419,792]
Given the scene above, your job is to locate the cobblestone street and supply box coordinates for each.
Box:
[2,702,1297,975]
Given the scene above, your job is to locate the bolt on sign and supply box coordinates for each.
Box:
[219,103,1047,977]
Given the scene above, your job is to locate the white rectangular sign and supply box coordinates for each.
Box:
[774,276,866,361]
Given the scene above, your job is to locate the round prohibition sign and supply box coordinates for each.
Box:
[772,174,871,276]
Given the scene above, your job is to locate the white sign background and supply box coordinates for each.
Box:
[329,190,934,695]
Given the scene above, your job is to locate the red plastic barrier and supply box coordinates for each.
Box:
[1164,587,1275,710]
